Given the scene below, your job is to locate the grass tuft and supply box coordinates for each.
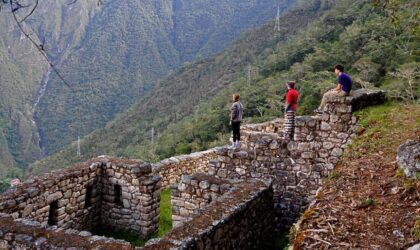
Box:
[395,168,405,178]
[158,188,172,237]
[411,216,420,239]
[361,197,375,207]
[328,171,341,180]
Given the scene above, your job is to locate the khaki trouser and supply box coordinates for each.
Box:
[319,90,349,110]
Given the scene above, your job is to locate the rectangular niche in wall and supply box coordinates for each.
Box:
[114,184,123,206]
[48,201,59,226]
[85,185,93,208]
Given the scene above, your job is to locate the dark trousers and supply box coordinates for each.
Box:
[232,122,241,142]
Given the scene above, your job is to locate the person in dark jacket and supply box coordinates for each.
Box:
[318,64,352,111]
[284,81,299,139]
[230,93,244,149]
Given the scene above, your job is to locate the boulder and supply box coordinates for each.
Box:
[397,140,420,178]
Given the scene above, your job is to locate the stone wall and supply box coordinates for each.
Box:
[171,173,239,227]
[0,157,161,240]
[0,213,135,250]
[203,89,385,228]
[149,89,385,230]
[99,160,162,236]
[0,159,102,230]
[242,118,284,133]
[143,179,274,250]
[152,149,217,187]
[0,89,386,248]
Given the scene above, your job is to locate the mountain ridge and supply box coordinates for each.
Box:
[0,0,293,179]
[27,0,419,177]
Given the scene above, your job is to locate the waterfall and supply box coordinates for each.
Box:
[32,67,52,158]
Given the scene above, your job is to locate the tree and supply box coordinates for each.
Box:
[385,63,420,103]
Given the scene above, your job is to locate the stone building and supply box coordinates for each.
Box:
[0,89,386,249]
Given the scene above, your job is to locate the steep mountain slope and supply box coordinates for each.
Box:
[0,0,100,179]
[0,0,293,179]
[27,0,331,176]
[28,0,419,177]
[35,0,293,156]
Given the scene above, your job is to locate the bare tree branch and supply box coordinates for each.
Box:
[19,0,38,23]
[9,0,72,89]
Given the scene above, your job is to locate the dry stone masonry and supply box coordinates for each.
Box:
[0,157,161,249]
[171,173,240,227]
[0,89,386,249]
[143,178,274,250]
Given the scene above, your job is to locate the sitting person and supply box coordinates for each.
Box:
[318,64,352,111]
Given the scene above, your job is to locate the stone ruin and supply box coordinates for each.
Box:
[0,89,386,249]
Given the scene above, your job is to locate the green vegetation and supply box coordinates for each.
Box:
[361,197,375,207]
[0,1,294,178]
[275,234,290,249]
[328,171,341,180]
[395,168,405,178]
[403,179,416,193]
[29,0,419,177]
[412,216,420,239]
[159,188,172,237]
[0,181,9,193]
[34,0,293,157]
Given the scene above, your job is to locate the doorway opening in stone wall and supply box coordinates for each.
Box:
[114,184,123,206]
[48,201,59,226]
[85,185,93,208]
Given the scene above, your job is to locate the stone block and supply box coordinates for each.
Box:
[181,175,192,184]
[320,122,332,131]
[287,142,297,151]
[331,148,343,158]
[235,168,246,176]
[301,152,315,159]
[210,184,220,193]
[123,199,130,208]
[199,181,210,190]
[397,140,420,178]
[323,142,334,150]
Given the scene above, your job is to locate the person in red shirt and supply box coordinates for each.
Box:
[284,81,299,139]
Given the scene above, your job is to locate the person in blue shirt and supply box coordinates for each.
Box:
[318,64,352,111]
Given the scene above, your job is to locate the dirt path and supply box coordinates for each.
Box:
[294,104,420,249]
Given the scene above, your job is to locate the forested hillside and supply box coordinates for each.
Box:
[0,0,99,185]
[28,0,419,177]
[0,0,292,181]
[35,0,293,157]
[25,1,330,176]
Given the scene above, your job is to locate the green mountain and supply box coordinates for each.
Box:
[0,0,293,179]
[26,0,331,176]
[0,0,101,180]
[28,0,419,177]
[36,0,294,157]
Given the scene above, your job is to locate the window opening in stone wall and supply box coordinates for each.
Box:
[48,201,59,226]
[85,185,93,208]
[114,184,123,206]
